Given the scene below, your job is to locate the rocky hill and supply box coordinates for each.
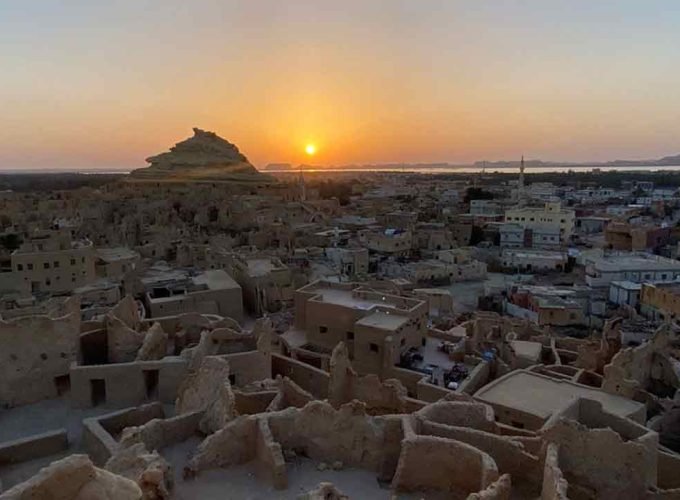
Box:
[129,128,272,183]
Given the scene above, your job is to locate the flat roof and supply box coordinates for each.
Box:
[510,341,542,361]
[355,311,408,330]
[246,258,284,277]
[590,254,680,272]
[96,247,139,262]
[474,370,643,420]
[307,285,419,313]
[611,281,642,291]
[192,270,240,291]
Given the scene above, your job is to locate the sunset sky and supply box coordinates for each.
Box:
[2,1,680,169]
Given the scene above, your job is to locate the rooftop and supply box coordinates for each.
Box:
[589,254,680,272]
[355,311,409,330]
[96,247,139,263]
[474,370,644,421]
[192,269,240,291]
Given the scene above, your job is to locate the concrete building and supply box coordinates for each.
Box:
[469,199,502,217]
[95,247,141,279]
[10,230,96,294]
[501,249,568,272]
[358,228,412,255]
[499,223,524,249]
[474,369,645,430]
[609,281,642,307]
[221,252,293,315]
[504,202,575,242]
[284,280,428,377]
[324,247,369,278]
[143,268,243,321]
[505,286,585,326]
[605,223,672,252]
[640,282,680,320]
[585,253,680,288]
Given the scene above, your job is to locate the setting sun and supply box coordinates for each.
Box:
[305,143,316,156]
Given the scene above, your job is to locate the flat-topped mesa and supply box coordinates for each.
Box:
[130,128,272,183]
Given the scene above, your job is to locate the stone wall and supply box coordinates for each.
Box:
[70,356,187,409]
[272,353,329,398]
[0,304,80,407]
[540,443,568,500]
[0,429,68,466]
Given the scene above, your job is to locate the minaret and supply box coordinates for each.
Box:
[518,155,525,205]
[298,169,306,202]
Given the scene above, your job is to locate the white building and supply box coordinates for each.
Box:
[608,281,642,307]
[502,249,568,272]
[585,253,680,288]
[499,223,524,248]
[504,202,575,242]
[470,200,502,217]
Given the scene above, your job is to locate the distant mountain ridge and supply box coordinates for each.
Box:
[263,152,680,171]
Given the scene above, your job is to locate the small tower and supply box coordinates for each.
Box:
[298,169,306,202]
[517,155,526,206]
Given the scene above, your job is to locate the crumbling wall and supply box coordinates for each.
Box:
[266,376,315,411]
[542,418,656,499]
[416,401,497,433]
[0,454,141,499]
[328,342,407,414]
[298,482,349,500]
[657,450,680,492]
[459,361,491,395]
[602,325,670,397]
[105,442,173,499]
[467,473,511,500]
[174,356,236,434]
[107,314,145,364]
[185,416,258,473]
[272,353,329,398]
[135,322,168,361]
[106,295,145,363]
[540,443,569,500]
[82,403,164,465]
[233,389,278,414]
[0,307,80,407]
[118,411,203,453]
[254,418,287,490]
[267,401,387,471]
[420,422,541,492]
[392,424,499,495]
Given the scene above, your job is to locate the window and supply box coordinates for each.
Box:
[28,263,33,270]
[70,258,76,266]
[369,343,379,353]
[43,262,50,269]
[319,326,328,334]
[346,331,354,340]
[400,338,406,346]
[53,261,59,268]
[81,257,85,263]
[17,264,23,271]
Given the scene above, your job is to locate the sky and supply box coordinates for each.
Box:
[1,0,680,169]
